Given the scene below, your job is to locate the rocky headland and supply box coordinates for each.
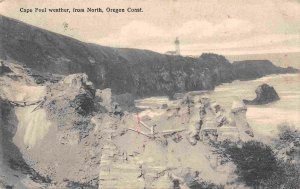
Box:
[0,15,298,99]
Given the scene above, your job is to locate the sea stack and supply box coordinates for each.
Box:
[243,84,280,105]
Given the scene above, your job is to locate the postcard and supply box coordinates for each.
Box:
[0,0,299,188]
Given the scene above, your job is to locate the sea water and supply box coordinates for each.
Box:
[210,73,300,137]
[136,73,300,138]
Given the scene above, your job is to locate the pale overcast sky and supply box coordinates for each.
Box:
[1,0,300,55]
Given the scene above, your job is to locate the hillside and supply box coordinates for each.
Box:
[0,15,298,98]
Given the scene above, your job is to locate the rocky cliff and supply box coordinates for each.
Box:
[0,15,298,98]
[0,61,242,188]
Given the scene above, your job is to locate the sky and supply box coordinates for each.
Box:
[0,0,300,55]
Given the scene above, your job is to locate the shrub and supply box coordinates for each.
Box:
[275,124,300,164]
[263,124,300,189]
[262,161,300,189]
[277,124,300,144]
[218,137,300,189]
[223,141,281,188]
[189,180,224,189]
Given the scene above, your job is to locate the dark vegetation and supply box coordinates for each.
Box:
[276,124,300,145]
[215,125,300,189]
[265,124,300,189]
[221,141,280,188]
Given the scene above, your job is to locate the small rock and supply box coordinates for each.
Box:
[0,61,12,75]
[161,104,168,109]
[111,102,124,116]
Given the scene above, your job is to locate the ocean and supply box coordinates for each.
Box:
[210,73,300,137]
[136,73,300,138]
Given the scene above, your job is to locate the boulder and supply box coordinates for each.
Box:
[61,73,95,96]
[59,74,98,116]
[0,61,12,75]
[243,84,280,105]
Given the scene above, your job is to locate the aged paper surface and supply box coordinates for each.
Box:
[0,0,299,188]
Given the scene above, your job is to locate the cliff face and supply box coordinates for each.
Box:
[0,15,297,97]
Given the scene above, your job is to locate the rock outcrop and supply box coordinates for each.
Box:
[186,97,253,145]
[63,74,97,116]
[243,84,280,105]
[230,101,254,140]
[0,63,116,188]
